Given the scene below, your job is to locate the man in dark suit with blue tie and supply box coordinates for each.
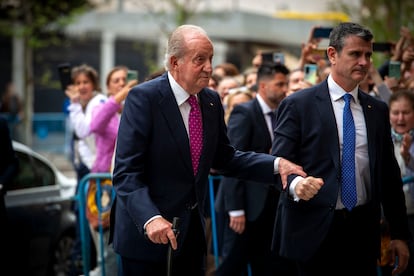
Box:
[215,63,295,276]
[110,24,306,276]
[271,22,411,276]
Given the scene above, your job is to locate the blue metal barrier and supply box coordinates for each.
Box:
[75,173,113,276]
[208,175,221,268]
[76,173,223,275]
[403,175,414,184]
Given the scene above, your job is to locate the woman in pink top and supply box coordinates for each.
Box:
[90,66,138,173]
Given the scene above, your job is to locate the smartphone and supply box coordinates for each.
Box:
[127,70,139,82]
[388,61,401,79]
[304,64,318,85]
[373,42,392,52]
[313,27,333,39]
[272,52,285,65]
[261,52,284,65]
[57,63,72,91]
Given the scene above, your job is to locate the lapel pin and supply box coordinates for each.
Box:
[368,105,372,109]
[210,103,214,106]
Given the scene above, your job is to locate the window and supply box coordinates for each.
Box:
[9,151,55,190]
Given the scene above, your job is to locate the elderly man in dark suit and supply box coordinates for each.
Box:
[110,24,306,276]
[272,22,411,276]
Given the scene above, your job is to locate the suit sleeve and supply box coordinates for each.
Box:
[112,87,159,232]
[220,105,253,211]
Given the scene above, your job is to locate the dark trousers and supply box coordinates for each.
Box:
[216,188,297,276]
[121,207,206,276]
[297,204,378,276]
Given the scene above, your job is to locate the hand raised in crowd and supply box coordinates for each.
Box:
[400,132,413,164]
[298,26,325,67]
[278,158,307,189]
[393,26,414,63]
[113,79,138,104]
[295,176,324,201]
[65,84,80,103]
[384,76,400,91]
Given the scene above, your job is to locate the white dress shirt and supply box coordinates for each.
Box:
[290,75,370,208]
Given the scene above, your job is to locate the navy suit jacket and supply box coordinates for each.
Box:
[271,80,410,261]
[111,73,276,261]
[215,98,275,221]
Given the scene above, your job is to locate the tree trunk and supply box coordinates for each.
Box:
[22,35,33,147]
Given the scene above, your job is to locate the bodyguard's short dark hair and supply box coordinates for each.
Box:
[257,62,290,82]
[329,22,373,54]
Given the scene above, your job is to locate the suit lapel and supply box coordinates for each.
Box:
[315,81,341,174]
[358,90,376,177]
[157,84,219,177]
[158,79,193,173]
[198,90,217,177]
[253,99,272,147]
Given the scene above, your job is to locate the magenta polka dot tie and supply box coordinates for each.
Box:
[188,95,203,175]
[341,93,357,210]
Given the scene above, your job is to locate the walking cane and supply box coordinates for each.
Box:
[167,217,180,276]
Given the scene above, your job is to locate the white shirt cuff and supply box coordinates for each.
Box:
[143,215,162,230]
[229,210,245,217]
[274,157,280,174]
[290,176,305,202]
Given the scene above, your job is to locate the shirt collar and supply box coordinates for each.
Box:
[327,75,359,103]
[256,94,274,114]
[168,71,192,105]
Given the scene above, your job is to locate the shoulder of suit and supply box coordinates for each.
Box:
[200,88,221,103]
[358,89,387,107]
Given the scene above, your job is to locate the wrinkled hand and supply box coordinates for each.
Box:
[229,214,246,234]
[145,217,178,250]
[390,239,410,275]
[295,176,324,201]
[278,158,307,189]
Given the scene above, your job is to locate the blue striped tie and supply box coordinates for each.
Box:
[341,93,357,210]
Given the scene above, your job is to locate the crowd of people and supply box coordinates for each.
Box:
[58,21,414,276]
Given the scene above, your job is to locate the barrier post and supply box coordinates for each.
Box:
[76,172,113,276]
[208,175,221,268]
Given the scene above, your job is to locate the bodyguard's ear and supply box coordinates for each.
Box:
[327,46,336,65]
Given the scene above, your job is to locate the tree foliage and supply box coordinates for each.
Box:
[0,0,93,47]
[0,0,93,145]
[331,0,414,42]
